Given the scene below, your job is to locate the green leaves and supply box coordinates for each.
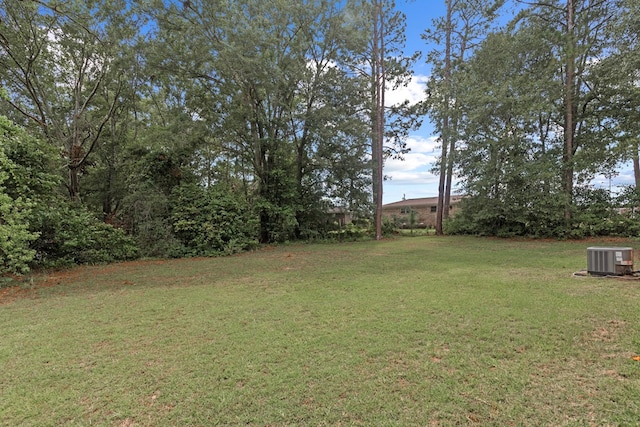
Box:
[0,116,137,272]
[144,0,382,243]
[444,0,634,237]
[0,116,55,274]
[0,0,143,200]
[0,171,38,275]
[170,183,259,255]
[29,202,139,267]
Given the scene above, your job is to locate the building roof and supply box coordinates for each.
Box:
[383,195,464,208]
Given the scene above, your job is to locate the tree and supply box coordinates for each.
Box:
[448,0,630,237]
[512,0,623,224]
[147,0,377,243]
[0,0,141,201]
[344,0,418,240]
[449,29,565,236]
[423,0,503,234]
[371,0,387,240]
[591,0,639,195]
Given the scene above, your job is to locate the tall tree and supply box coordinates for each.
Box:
[0,0,140,201]
[448,0,630,237]
[148,0,374,242]
[512,0,623,224]
[423,0,503,234]
[452,28,565,236]
[371,0,387,240]
[345,0,417,240]
[591,0,639,193]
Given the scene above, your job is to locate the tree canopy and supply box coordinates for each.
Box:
[0,0,638,273]
[427,0,639,237]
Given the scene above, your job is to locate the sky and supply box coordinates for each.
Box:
[381,1,447,204]
[383,1,636,205]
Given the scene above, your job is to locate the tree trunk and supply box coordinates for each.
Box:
[372,0,385,241]
[68,142,83,201]
[633,142,640,210]
[436,0,453,235]
[68,166,81,202]
[444,115,456,219]
[562,0,576,226]
[435,121,448,235]
[634,148,640,189]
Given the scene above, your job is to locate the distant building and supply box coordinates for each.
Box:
[382,196,464,228]
[326,206,353,227]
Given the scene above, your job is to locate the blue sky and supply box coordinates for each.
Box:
[382,1,446,204]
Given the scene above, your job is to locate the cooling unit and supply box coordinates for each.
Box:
[586,247,634,276]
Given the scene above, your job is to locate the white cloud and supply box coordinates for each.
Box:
[385,152,434,173]
[405,134,439,153]
[385,170,439,184]
[385,135,439,173]
[385,74,429,107]
[383,134,442,202]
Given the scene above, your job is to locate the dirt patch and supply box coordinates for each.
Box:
[1,268,87,304]
[588,319,628,344]
[0,285,25,305]
[0,259,180,305]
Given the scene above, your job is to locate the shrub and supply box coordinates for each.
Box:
[0,174,38,274]
[30,202,138,268]
[0,116,56,274]
[171,183,259,256]
[382,217,397,236]
[121,184,185,258]
[326,219,374,241]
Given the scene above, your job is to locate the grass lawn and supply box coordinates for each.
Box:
[396,228,435,236]
[1,236,639,426]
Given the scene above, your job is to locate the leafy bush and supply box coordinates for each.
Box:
[0,119,60,200]
[0,116,55,274]
[382,218,397,236]
[171,183,259,256]
[446,192,567,238]
[326,219,374,241]
[293,202,332,240]
[447,185,640,239]
[567,186,640,238]
[30,202,139,268]
[0,115,138,269]
[0,168,38,274]
[255,198,299,244]
[121,184,185,258]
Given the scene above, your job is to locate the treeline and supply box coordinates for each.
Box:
[0,0,420,274]
[426,0,640,237]
[1,0,639,274]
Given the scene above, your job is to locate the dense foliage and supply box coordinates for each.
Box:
[0,115,137,272]
[0,0,639,274]
[428,0,640,238]
[0,0,416,274]
[0,152,37,274]
[170,183,259,256]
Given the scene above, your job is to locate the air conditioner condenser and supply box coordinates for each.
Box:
[586,247,634,276]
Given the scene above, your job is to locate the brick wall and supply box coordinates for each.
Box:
[382,200,461,228]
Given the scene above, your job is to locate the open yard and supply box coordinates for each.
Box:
[1,236,639,426]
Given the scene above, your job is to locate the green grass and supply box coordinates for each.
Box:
[396,228,435,236]
[1,236,640,426]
